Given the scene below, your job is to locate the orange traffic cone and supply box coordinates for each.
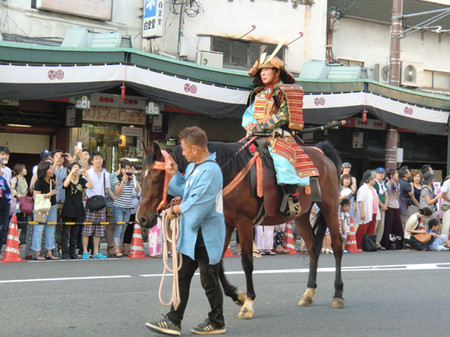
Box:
[224,243,237,257]
[1,215,25,263]
[344,217,360,253]
[128,223,149,259]
[284,221,299,254]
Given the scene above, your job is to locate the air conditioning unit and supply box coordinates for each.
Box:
[196,51,223,68]
[375,64,389,84]
[401,61,424,87]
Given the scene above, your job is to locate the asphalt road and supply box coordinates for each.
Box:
[1,251,449,337]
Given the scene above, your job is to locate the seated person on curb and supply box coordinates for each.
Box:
[404,207,433,251]
[427,219,449,251]
[241,47,320,217]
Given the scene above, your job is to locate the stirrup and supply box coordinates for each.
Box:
[309,177,322,203]
[283,196,301,218]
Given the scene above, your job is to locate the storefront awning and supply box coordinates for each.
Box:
[0,42,449,135]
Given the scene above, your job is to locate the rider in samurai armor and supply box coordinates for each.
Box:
[242,49,321,217]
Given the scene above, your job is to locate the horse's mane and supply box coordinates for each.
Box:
[163,142,254,186]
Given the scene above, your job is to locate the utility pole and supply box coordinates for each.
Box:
[385,0,403,171]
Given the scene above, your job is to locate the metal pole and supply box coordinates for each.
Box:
[386,0,403,171]
[388,0,402,86]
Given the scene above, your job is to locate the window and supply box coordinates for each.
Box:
[423,70,450,91]
[337,58,365,67]
[211,36,285,69]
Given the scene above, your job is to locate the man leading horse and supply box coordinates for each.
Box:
[242,50,321,217]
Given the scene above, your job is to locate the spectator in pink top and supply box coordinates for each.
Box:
[355,170,380,249]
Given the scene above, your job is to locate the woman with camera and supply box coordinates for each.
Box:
[60,162,93,259]
[112,159,140,257]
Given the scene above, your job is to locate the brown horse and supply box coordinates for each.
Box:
[137,140,344,319]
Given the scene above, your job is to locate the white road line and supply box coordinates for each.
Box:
[1,263,449,284]
[139,262,450,277]
[0,275,132,284]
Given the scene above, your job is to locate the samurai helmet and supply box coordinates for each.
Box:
[248,43,295,85]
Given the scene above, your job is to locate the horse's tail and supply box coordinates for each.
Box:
[315,140,341,183]
[311,211,326,254]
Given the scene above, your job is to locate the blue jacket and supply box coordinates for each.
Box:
[168,153,225,265]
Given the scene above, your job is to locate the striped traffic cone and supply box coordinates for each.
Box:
[224,243,237,257]
[284,221,299,254]
[344,217,360,253]
[1,215,25,263]
[128,223,149,259]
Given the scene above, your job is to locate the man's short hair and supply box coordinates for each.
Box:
[421,164,432,175]
[52,149,63,158]
[178,126,208,148]
[91,150,103,159]
[0,146,10,154]
[398,166,409,179]
[340,199,350,207]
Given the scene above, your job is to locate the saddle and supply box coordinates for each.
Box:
[250,139,318,218]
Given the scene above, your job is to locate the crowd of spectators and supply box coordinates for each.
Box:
[339,163,450,252]
[0,145,142,260]
[1,145,449,261]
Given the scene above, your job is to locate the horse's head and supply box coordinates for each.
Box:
[136,142,170,229]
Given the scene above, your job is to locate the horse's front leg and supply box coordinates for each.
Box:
[236,220,256,319]
[218,225,246,306]
[296,213,319,307]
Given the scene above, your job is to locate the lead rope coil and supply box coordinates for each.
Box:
[158,211,182,310]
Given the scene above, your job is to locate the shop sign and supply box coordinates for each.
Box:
[90,93,146,110]
[0,99,19,106]
[83,106,145,125]
[35,0,112,21]
[341,117,386,131]
[143,0,164,38]
[121,126,143,137]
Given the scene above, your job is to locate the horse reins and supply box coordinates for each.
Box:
[159,211,182,310]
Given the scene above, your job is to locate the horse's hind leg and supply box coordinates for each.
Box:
[322,208,345,308]
[296,212,320,307]
[219,225,246,306]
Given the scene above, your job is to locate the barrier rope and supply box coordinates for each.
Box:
[16,221,133,226]
[158,211,182,310]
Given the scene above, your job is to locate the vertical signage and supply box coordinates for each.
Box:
[143,0,164,38]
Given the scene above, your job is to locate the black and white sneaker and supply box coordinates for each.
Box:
[191,318,225,335]
[145,316,181,336]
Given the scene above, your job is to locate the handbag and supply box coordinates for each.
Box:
[19,195,33,215]
[87,170,106,211]
[413,233,432,244]
[9,196,17,216]
[441,204,450,212]
[362,233,377,252]
[87,195,106,211]
[33,180,52,223]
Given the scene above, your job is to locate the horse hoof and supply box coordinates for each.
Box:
[298,297,314,307]
[234,291,246,306]
[331,297,345,309]
[236,308,254,319]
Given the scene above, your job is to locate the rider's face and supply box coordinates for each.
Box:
[260,68,280,86]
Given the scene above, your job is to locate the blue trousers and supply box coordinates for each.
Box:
[31,205,57,252]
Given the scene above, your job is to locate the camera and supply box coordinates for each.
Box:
[0,158,7,164]
[126,172,133,177]
[61,153,67,158]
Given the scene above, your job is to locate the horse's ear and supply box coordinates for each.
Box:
[144,145,152,157]
[153,142,163,160]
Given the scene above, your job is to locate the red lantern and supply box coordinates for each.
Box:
[121,82,126,100]
[362,108,367,123]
